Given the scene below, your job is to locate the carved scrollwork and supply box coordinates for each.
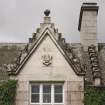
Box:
[88,45,101,78]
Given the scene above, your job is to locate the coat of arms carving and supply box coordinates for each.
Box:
[42,54,53,66]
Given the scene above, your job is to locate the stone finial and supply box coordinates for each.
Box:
[43,9,51,23]
[44,9,50,16]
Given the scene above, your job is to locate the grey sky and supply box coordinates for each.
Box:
[0,0,104,43]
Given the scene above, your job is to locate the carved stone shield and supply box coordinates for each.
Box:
[42,54,53,66]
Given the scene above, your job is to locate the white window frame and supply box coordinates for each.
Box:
[30,83,64,105]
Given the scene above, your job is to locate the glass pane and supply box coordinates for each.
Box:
[31,94,39,103]
[54,94,63,103]
[43,85,51,93]
[31,85,39,93]
[54,85,63,93]
[43,94,51,103]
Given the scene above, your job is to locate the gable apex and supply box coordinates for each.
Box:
[8,28,84,76]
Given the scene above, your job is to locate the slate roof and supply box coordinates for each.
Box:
[71,43,105,85]
[0,43,26,80]
[0,42,105,85]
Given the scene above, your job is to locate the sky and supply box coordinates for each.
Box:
[0,0,104,43]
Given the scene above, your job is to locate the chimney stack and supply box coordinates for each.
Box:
[78,3,99,51]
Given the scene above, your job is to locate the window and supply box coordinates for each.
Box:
[54,85,63,103]
[43,85,51,103]
[30,83,64,104]
[31,85,40,103]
